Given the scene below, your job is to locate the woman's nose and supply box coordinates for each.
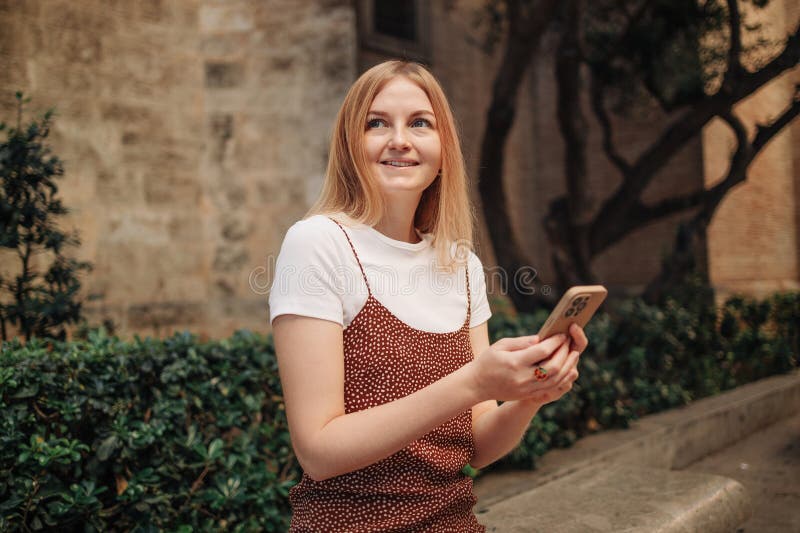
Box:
[388,127,410,149]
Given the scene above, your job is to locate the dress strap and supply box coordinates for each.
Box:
[465,256,471,324]
[328,217,372,297]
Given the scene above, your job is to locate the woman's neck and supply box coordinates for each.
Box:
[373,206,420,244]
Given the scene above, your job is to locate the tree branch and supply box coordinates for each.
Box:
[633,91,799,226]
[630,24,798,193]
[589,20,800,255]
[724,0,743,86]
[588,97,721,253]
[589,71,632,176]
[753,84,800,152]
[631,111,748,224]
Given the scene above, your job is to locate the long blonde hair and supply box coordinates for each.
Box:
[305,60,475,272]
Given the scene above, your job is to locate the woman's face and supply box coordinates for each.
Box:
[363,76,442,198]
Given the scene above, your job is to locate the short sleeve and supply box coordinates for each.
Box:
[268,220,345,326]
[468,251,492,328]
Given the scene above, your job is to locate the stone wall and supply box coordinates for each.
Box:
[0,0,356,339]
[197,0,355,337]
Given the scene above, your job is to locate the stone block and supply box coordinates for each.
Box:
[205,61,244,88]
[199,3,254,34]
[95,169,142,205]
[166,213,205,242]
[201,33,248,59]
[478,465,751,533]
[220,214,248,241]
[213,242,249,273]
[144,173,202,207]
[254,176,305,206]
[127,300,205,329]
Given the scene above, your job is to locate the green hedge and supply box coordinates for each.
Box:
[0,330,297,532]
[1,288,797,530]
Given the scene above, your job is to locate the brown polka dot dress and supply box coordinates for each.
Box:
[287,218,486,532]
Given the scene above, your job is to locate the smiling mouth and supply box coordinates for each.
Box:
[381,161,419,167]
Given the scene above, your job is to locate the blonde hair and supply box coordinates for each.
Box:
[304,60,475,272]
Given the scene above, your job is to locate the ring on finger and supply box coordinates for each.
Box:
[533,365,549,381]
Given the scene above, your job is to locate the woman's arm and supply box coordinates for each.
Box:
[273,314,484,482]
[274,314,577,481]
[469,399,544,469]
[468,323,586,470]
[469,322,542,469]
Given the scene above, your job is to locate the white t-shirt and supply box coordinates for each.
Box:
[268,214,492,333]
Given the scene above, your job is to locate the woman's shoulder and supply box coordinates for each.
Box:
[278,214,351,260]
[283,214,348,242]
[288,214,340,232]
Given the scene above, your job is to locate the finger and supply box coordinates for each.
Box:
[544,337,572,372]
[494,334,539,351]
[521,333,568,365]
[569,323,589,352]
[529,341,570,386]
[530,368,576,402]
[568,324,586,349]
[537,345,579,386]
[545,355,580,391]
[553,368,578,392]
[558,349,581,381]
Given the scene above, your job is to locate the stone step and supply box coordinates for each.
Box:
[477,464,751,533]
[473,369,800,531]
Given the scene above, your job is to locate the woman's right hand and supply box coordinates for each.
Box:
[469,333,572,402]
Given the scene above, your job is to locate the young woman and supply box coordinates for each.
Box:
[269,60,588,532]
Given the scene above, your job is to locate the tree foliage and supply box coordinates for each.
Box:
[0,93,92,341]
[0,330,295,532]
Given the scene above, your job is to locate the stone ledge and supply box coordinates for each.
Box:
[477,465,751,533]
[473,369,800,531]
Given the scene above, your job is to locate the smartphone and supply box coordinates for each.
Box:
[536,285,608,340]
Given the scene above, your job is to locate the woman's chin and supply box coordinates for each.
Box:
[378,173,437,190]
[378,185,427,201]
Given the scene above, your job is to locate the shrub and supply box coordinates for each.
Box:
[0,329,296,532]
[0,92,92,341]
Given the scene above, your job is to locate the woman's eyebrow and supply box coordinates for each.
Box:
[367,109,435,118]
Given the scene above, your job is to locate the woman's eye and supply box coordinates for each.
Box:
[367,118,386,129]
[411,118,432,128]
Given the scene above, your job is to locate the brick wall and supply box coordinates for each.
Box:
[703,0,800,301]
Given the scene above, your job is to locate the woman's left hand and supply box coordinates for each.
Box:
[521,323,588,406]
